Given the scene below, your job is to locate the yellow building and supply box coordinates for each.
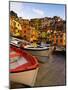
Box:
[10,17,22,37]
[30,28,39,42]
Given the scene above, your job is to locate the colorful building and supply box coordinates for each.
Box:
[30,27,39,42]
[49,31,66,47]
[10,17,22,37]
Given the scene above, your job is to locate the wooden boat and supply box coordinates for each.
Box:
[10,45,39,86]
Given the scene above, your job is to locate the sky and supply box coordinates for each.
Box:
[10,2,66,20]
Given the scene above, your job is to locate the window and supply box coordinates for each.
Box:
[60,34,63,38]
[60,39,62,42]
[18,24,19,26]
[56,39,58,44]
[24,30,26,33]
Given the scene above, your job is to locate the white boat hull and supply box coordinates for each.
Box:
[10,68,39,87]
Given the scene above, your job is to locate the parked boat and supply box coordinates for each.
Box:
[10,45,39,86]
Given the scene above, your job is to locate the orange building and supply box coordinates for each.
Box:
[49,31,66,46]
[21,26,31,41]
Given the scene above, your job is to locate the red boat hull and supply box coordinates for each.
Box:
[10,46,39,73]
